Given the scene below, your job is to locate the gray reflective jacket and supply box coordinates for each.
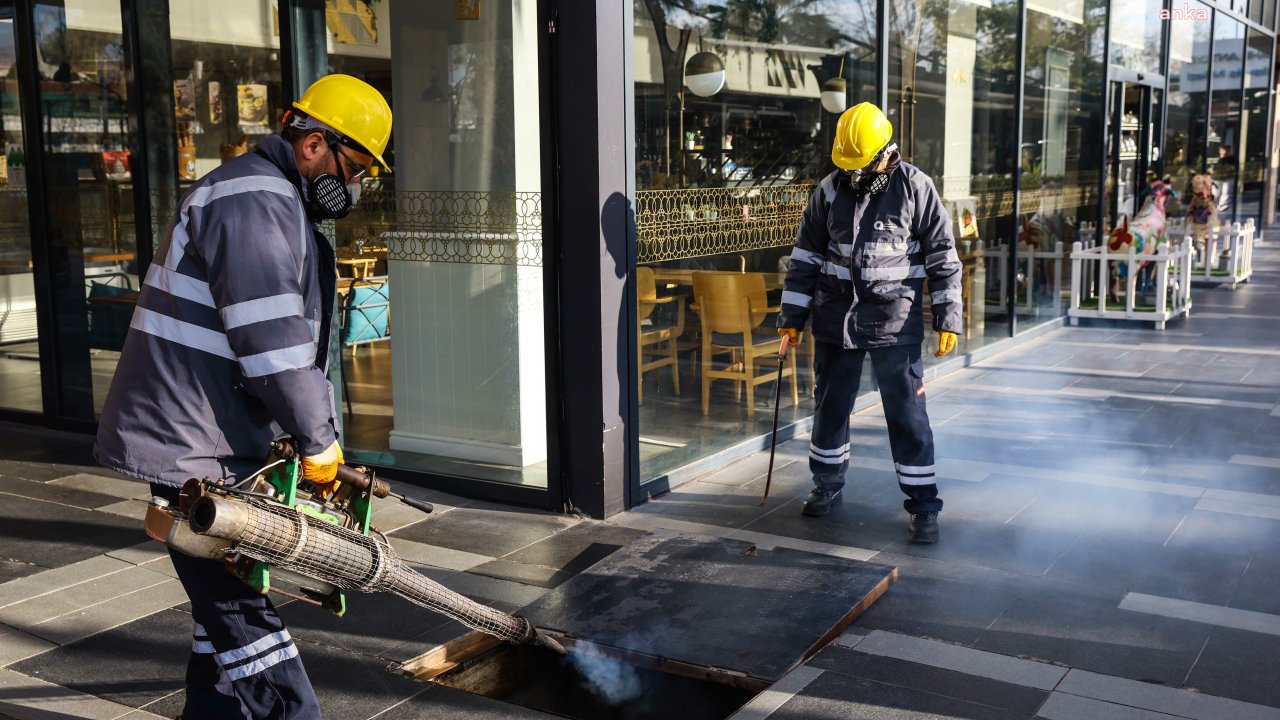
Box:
[95,135,338,487]
[778,162,963,348]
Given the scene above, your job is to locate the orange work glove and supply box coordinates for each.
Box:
[935,330,957,357]
[777,327,801,347]
[301,441,343,498]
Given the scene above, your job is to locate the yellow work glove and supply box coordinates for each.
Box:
[935,330,957,358]
[777,327,801,347]
[301,441,343,498]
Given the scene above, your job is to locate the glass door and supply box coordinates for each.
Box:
[1107,82,1160,228]
[0,2,43,413]
[324,1,555,494]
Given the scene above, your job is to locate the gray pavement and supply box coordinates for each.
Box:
[0,236,1278,719]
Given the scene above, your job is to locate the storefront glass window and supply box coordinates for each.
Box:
[1020,1,1106,329]
[0,7,41,412]
[1239,28,1271,220]
[889,0,1017,343]
[20,2,134,418]
[632,0,878,480]
[1210,13,1244,221]
[1164,1,1212,206]
[1109,0,1164,75]
[168,3,284,183]
[325,1,551,488]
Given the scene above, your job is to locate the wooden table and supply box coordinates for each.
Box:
[337,257,378,278]
[650,268,786,290]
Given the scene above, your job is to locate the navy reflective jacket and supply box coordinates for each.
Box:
[95,135,338,487]
[778,162,963,348]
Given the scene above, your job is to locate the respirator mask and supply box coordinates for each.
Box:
[284,111,368,221]
[844,143,899,194]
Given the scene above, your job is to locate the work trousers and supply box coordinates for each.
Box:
[151,484,322,720]
[807,342,943,514]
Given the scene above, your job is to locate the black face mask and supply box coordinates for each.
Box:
[305,142,355,220]
[847,151,901,195]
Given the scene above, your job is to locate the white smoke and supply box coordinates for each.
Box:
[566,648,643,705]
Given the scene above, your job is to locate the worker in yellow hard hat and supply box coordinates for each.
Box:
[95,74,392,719]
[775,102,962,543]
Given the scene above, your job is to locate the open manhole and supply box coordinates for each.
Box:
[407,631,761,720]
[402,531,896,719]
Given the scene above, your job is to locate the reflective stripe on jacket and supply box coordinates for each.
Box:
[95,135,338,487]
[778,163,963,348]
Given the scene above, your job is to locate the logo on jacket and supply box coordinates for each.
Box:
[873,220,899,231]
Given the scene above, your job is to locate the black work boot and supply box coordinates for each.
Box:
[801,487,842,517]
[908,512,939,544]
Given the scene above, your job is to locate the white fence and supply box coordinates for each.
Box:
[1067,236,1193,330]
[1188,219,1254,287]
[983,238,1068,314]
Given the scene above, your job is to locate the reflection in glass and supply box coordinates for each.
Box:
[0,11,41,412]
[1164,1,1212,214]
[890,0,1020,344]
[328,1,550,488]
[1108,0,1164,75]
[1209,15,1244,223]
[633,0,878,481]
[1022,1,1106,327]
[22,2,135,417]
[1239,29,1272,220]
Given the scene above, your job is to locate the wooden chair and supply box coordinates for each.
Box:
[691,271,798,419]
[637,266,685,403]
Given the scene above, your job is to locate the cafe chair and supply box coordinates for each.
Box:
[339,276,390,424]
[637,266,685,403]
[691,271,797,419]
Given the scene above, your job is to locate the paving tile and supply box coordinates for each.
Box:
[0,475,123,510]
[278,586,458,663]
[388,504,577,557]
[807,644,1051,716]
[377,683,563,719]
[853,575,1017,646]
[0,560,40,587]
[1230,551,1280,615]
[387,537,492,571]
[1182,627,1280,709]
[1036,692,1185,720]
[465,559,572,589]
[0,667,145,720]
[850,630,1067,690]
[730,666,824,720]
[0,494,147,569]
[1058,668,1280,720]
[1044,540,1250,607]
[411,565,549,614]
[0,555,133,609]
[501,522,647,572]
[105,543,169,568]
[0,566,173,632]
[94,500,148,521]
[24,579,189,646]
[46,474,150,501]
[1163,510,1280,556]
[10,608,189,709]
[974,589,1212,688]
[0,623,57,667]
[769,669,1032,720]
[291,637,426,720]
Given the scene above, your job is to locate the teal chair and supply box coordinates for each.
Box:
[340,277,390,423]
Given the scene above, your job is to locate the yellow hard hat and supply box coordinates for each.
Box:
[832,102,893,171]
[292,74,393,171]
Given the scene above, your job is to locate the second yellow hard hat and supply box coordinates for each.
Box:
[832,102,893,172]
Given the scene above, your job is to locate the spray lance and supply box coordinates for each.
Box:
[144,440,565,655]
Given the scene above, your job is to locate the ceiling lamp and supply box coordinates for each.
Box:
[820,77,847,114]
[685,51,726,98]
